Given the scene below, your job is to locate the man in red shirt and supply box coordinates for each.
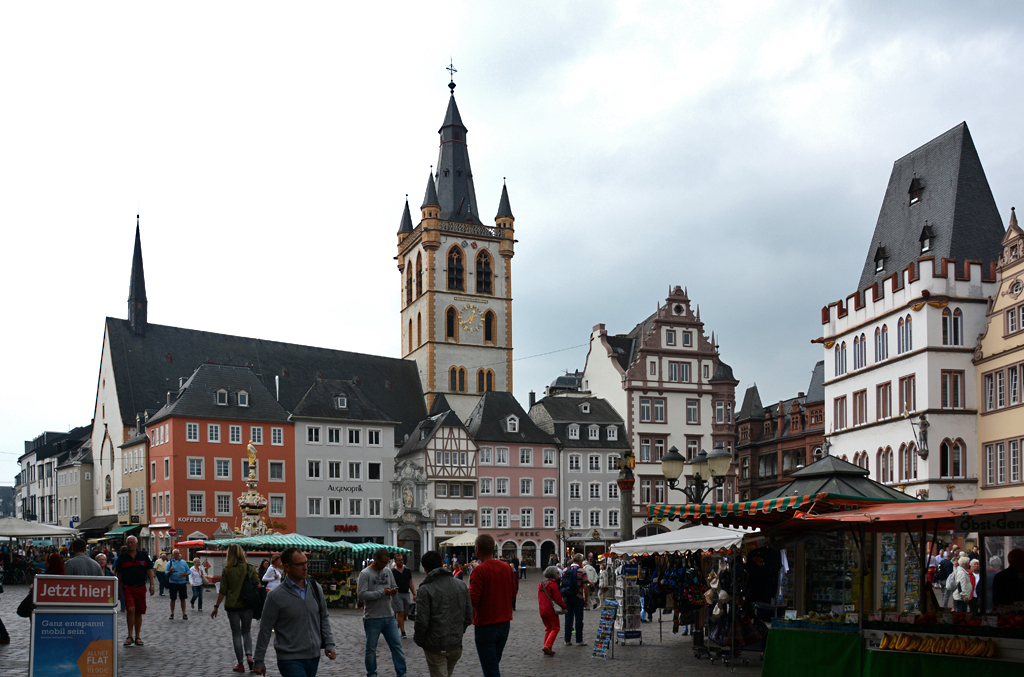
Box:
[468,534,517,677]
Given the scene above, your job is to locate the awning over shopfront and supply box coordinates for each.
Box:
[104,524,140,538]
[611,525,754,556]
[648,493,897,529]
[75,514,119,534]
[798,496,1024,532]
[437,532,477,548]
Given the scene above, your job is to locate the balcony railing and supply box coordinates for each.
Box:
[439,220,500,238]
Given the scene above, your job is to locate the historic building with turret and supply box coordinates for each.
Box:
[396,79,516,423]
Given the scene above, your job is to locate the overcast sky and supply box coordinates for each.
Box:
[3,1,1024,484]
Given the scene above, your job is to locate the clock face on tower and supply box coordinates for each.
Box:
[459,304,482,332]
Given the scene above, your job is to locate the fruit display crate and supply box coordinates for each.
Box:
[862,628,1024,663]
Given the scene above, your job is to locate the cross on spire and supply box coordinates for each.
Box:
[447,59,457,93]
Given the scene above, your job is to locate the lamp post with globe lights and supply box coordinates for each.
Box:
[660,442,732,504]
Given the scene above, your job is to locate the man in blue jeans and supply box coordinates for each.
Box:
[468,534,517,677]
[357,548,406,677]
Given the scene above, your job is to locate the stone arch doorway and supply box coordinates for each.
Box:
[398,529,422,570]
[635,524,669,538]
[540,540,557,568]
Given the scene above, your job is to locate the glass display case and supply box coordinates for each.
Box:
[805,533,858,614]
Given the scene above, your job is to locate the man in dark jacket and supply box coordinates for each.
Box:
[414,550,472,677]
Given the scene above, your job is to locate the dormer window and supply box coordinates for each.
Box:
[588,426,600,440]
[579,403,590,414]
[909,177,924,205]
[919,224,934,254]
[216,389,228,406]
[335,396,347,410]
[606,426,618,441]
[238,391,249,407]
[506,415,519,433]
[874,245,887,273]
[568,424,580,440]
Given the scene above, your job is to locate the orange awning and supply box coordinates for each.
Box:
[799,497,1024,532]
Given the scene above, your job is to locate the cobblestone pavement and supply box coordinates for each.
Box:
[0,575,762,676]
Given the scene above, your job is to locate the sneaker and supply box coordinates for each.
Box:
[577,641,588,646]
[401,632,407,639]
[564,641,572,647]
[543,646,555,656]
[183,614,188,620]
[232,664,245,673]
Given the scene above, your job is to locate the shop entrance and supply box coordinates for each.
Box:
[521,541,537,568]
[540,541,556,567]
[397,529,421,570]
[501,541,518,561]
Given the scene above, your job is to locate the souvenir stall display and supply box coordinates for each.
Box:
[614,562,642,644]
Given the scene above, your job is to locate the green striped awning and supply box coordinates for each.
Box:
[204,534,353,552]
[646,493,894,529]
[103,525,140,538]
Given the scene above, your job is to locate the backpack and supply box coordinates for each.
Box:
[559,566,579,599]
[937,558,954,584]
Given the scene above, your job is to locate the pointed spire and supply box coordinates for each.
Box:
[495,180,514,220]
[397,197,414,234]
[128,217,148,337]
[434,83,480,224]
[1011,206,1018,230]
[421,172,439,209]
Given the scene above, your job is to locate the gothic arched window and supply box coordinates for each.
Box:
[486,369,494,392]
[408,319,413,353]
[477,369,486,394]
[447,247,465,291]
[446,307,458,341]
[406,266,413,304]
[450,367,458,392]
[417,312,422,346]
[415,253,423,297]
[484,310,495,343]
[476,250,493,295]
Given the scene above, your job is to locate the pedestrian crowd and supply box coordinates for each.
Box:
[928,543,1024,612]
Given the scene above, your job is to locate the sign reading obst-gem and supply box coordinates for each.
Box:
[34,576,117,607]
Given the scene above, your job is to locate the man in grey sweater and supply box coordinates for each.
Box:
[65,539,103,576]
[253,547,336,676]
[357,548,406,677]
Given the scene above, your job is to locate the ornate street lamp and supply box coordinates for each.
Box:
[661,442,731,504]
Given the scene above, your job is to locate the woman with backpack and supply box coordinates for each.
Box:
[211,544,262,672]
[538,566,567,655]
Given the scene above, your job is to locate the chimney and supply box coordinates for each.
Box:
[529,391,536,408]
[275,375,280,401]
[167,391,173,406]
[179,376,185,389]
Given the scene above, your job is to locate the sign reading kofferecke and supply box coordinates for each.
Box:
[34,575,118,607]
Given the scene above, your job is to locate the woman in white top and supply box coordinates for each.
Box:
[261,553,284,592]
[189,558,207,611]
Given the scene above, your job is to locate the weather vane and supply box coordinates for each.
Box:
[447,59,458,93]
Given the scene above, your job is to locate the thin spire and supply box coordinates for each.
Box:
[495,181,514,220]
[421,172,439,209]
[128,218,148,336]
[1011,206,1018,229]
[398,197,414,234]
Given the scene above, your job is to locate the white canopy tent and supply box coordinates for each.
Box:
[0,518,79,539]
[610,524,754,556]
[437,532,477,548]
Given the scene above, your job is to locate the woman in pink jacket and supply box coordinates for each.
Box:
[538,566,567,655]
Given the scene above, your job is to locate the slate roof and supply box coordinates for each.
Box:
[19,425,93,463]
[736,386,764,422]
[56,441,93,470]
[103,317,427,441]
[858,122,1004,291]
[148,364,290,425]
[805,361,825,404]
[758,455,915,501]
[496,183,514,219]
[118,432,149,449]
[396,410,464,458]
[397,199,414,234]
[465,391,556,445]
[529,396,630,450]
[434,92,482,225]
[291,379,396,423]
[709,360,737,383]
[606,334,634,371]
[421,172,439,209]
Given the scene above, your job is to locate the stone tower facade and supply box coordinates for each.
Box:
[396,82,515,421]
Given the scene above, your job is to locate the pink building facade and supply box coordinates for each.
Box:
[467,391,559,568]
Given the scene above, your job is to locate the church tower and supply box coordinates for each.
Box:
[397,79,515,421]
[128,217,148,337]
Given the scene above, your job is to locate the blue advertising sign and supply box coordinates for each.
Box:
[30,610,116,677]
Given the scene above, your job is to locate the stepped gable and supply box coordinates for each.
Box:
[291,378,395,423]
[104,318,427,440]
[857,122,1004,292]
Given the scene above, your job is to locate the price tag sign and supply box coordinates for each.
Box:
[885,612,900,623]
[785,610,797,620]
[984,616,998,628]
[846,613,859,624]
